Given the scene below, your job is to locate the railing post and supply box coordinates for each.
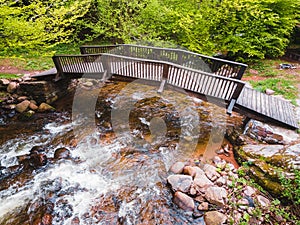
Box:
[236,65,247,80]
[227,82,245,115]
[52,56,64,81]
[158,63,169,93]
[177,50,183,65]
[79,46,85,54]
[102,54,112,79]
[162,63,169,80]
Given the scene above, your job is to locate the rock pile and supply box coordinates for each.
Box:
[167,157,281,225]
[0,75,72,121]
[244,120,287,145]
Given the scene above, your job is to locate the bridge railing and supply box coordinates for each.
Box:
[52,53,245,113]
[53,54,105,76]
[80,44,247,80]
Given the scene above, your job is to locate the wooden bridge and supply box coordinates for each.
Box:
[33,44,299,129]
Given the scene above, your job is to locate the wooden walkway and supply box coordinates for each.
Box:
[236,87,298,129]
[32,45,299,129]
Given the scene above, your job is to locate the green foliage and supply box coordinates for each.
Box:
[80,0,150,43]
[0,0,92,55]
[279,169,300,205]
[208,0,300,60]
[0,73,20,79]
[0,0,299,60]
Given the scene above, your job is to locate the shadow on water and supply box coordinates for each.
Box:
[0,81,243,225]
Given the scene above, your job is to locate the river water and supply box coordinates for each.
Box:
[0,81,242,224]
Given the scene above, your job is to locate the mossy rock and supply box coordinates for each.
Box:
[234,145,293,197]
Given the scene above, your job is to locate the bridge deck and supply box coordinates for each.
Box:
[236,87,298,129]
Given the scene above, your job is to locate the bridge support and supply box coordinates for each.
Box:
[157,79,167,93]
[226,99,236,115]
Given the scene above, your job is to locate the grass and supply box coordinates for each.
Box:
[250,78,298,105]
[0,43,81,72]
[0,73,21,79]
[244,58,299,105]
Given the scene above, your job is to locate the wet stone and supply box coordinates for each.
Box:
[183,166,205,178]
[71,217,80,225]
[7,82,18,93]
[167,174,193,193]
[198,202,209,211]
[17,96,29,102]
[256,195,270,207]
[41,213,53,225]
[54,147,71,160]
[30,153,47,168]
[15,100,30,113]
[29,102,38,111]
[30,146,44,154]
[169,162,185,174]
[173,191,195,212]
[205,186,227,207]
[204,211,227,225]
[193,173,214,189]
[38,103,55,112]
[203,164,220,181]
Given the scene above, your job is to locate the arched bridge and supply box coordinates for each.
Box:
[33,44,299,130]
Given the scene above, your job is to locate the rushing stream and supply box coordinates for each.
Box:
[0,81,242,224]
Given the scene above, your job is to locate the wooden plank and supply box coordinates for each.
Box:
[283,100,295,125]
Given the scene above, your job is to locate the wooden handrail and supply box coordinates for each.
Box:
[52,53,245,113]
[80,44,248,80]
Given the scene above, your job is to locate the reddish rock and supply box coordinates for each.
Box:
[30,153,47,167]
[204,211,227,225]
[15,100,30,113]
[7,82,18,93]
[54,147,71,160]
[38,103,55,112]
[42,213,53,225]
[194,174,214,189]
[29,102,39,111]
[183,166,205,178]
[173,191,195,212]
[169,162,185,174]
[0,78,10,85]
[271,133,283,141]
[167,174,193,193]
[203,164,220,181]
[17,96,29,102]
[205,186,228,207]
[198,202,209,211]
[249,69,259,75]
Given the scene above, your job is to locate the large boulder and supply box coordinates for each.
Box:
[235,142,300,196]
[7,82,18,93]
[204,211,227,225]
[244,120,298,145]
[169,162,185,174]
[173,191,195,212]
[38,103,55,112]
[167,174,193,193]
[15,100,30,113]
[205,186,228,207]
